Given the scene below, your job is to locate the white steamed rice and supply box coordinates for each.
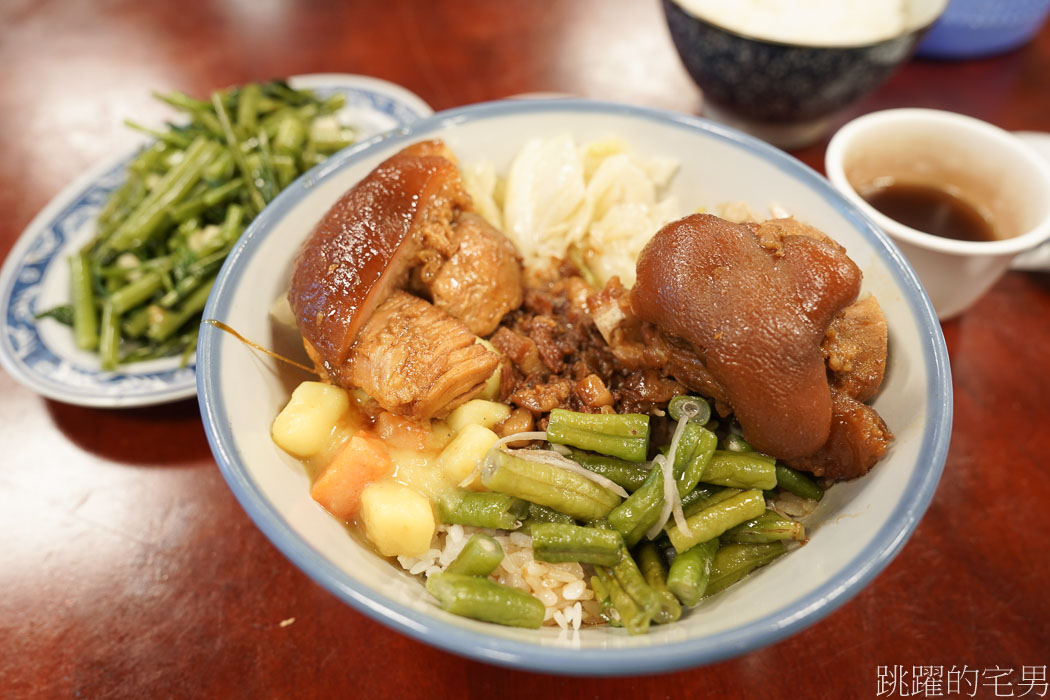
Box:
[398,524,602,631]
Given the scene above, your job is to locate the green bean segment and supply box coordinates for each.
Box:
[682,486,741,518]
[667,538,719,607]
[445,534,504,577]
[590,574,621,627]
[545,408,650,462]
[705,542,787,597]
[672,424,718,497]
[667,395,712,426]
[700,451,778,491]
[567,448,650,492]
[426,573,545,629]
[481,449,621,522]
[437,491,528,530]
[531,523,623,566]
[595,552,660,635]
[721,509,806,544]
[525,502,575,526]
[775,464,825,501]
[607,463,666,547]
[679,485,724,516]
[637,542,681,624]
[666,489,767,552]
[720,432,754,453]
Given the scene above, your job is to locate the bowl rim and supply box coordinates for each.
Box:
[825,107,1050,256]
[197,97,953,676]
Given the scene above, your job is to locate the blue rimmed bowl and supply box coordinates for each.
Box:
[197,99,952,675]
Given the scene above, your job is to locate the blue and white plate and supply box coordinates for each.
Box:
[0,74,432,407]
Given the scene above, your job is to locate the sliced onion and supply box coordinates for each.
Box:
[669,483,691,539]
[479,431,549,487]
[457,464,482,489]
[645,454,675,541]
[644,405,696,540]
[491,431,548,450]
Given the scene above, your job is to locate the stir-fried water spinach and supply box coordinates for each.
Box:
[38,80,355,370]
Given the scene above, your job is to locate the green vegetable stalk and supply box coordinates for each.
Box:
[37,80,355,368]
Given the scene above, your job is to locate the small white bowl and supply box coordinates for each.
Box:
[826,108,1050,320]
[198,99,952,674]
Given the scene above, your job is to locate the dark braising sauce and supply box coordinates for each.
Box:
[860,180,997,242]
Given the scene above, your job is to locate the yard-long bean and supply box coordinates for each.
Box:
[437,491,528,530]
[567,448,650,492]
[667,395,712,426]
[637,541,681,624]
[666,538,718,607]
[721,509,806,544]
[545,408,650,462]
[594,553,660,636]
[699,451,778,491]
[705,542,787,597]
[607,463,666,547]
[672,424,718,496]
[523,502,575,527]
[481,449,622,522]
[531,523,623,566]
[775,463,824,501]
[665,489,767,552]
[445,534,504,577]
[426,573,545,628]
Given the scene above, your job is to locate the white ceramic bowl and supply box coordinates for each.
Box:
[825,108,1050,320]
[197,99,952,675]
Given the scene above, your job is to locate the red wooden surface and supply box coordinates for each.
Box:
[2,1,1049,697]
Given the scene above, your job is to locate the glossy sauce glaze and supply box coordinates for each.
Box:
[631,214,861,459]
[287,141,469,383]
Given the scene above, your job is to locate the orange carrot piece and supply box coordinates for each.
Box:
[310,430,393,520]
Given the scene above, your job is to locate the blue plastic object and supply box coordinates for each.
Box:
[917,0,1050,59]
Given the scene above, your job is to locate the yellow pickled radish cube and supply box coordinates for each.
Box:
[426,420,455,452]
[271,381,349,458]
[360,481,435,558]
[446,399,511,434]
[475,338,502,401]
[438,423,499,489]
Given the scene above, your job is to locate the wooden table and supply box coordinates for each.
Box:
[3,2,1048,697]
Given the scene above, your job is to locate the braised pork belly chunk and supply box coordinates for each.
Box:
[346,291,499,421]
[422,212,524,336]
[288,140,468,376]
[287,140,521,420]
